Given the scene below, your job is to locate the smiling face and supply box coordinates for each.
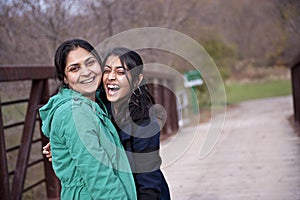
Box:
[64,47,101,101]
[102,55,133,104]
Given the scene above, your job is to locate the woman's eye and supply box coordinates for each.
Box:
[69,66,80,72]
[117,70,125,75]
[86,59,97,67]
[103,69,111,74]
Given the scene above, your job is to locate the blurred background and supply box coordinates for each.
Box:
[1,0,300,69]
[1,0,299,103]
[1,0,300,199]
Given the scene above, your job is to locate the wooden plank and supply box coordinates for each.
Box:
[171,88,179,134]
[0,65,55,82]
[163,82,173,135]
[39,80,61,199]
[0,100,11,200]
[292,65,300,124]
[12,80,44,200]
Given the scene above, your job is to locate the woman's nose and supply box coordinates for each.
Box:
[108,71,116,80]
[81,66,91,76]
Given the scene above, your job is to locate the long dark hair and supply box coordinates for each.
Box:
[101,47,155,126]
[54,38,102,87]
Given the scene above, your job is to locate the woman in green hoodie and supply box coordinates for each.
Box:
[39,39,137,200]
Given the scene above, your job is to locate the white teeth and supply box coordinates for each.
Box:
[107,84,120,89]
[82,77,94,84]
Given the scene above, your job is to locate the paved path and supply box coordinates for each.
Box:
[161,96,300,200]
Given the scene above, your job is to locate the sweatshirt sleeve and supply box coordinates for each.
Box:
[57,101,130,200]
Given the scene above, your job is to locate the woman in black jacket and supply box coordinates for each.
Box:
[101,47,170,200]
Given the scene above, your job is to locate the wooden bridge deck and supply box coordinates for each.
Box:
[162,96,300,200]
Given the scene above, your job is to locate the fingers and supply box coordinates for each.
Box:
[43,142,50,151]
[42,142,52,162]
[42,142,50,154]
[45,153,52,158]
[42,148,49,155]
[44,151,52,162]
[45,152,52,162]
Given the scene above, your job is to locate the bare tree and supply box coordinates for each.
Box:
[275,0,300,35]
[1,0,299,68]
[0,0,19,63]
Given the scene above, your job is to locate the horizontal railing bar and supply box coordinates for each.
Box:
[4,121,24,129]
[8,158,44,176]
[32,138,42,143]
[27,158,44,168]
[1,99,28,106]
[9,170,14,176]
[7,144,20,152]
[6,138,42,153]
[0,65,55,82]
[23,179,46,193]
[4,118,41,130]
[6,138,41,153]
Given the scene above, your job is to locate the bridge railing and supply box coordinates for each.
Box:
[0,65,60,200]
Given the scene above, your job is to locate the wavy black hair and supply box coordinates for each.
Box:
[101,47,155,126]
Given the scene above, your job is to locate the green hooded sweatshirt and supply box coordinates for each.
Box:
[39,87,137,200]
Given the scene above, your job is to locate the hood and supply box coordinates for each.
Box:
[39,88,76,137]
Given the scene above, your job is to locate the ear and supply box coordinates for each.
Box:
[63,76,68,85]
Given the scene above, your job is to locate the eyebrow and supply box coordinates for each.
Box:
[67,56,95,68]
[84,57,96,63]
[104,65,126,69]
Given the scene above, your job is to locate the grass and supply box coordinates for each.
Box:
[225,79,292,105]
[193,79,291,124]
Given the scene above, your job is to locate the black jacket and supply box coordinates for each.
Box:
[118,118,171,200]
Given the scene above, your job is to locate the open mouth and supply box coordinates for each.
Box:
[107,84,120,95]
